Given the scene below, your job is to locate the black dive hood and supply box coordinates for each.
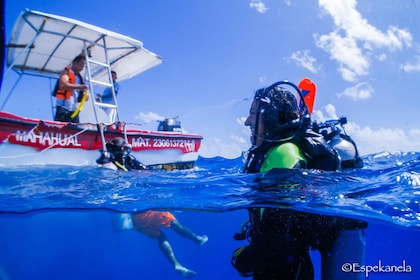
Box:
[253,80,311,143]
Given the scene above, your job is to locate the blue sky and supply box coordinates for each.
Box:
[3,0,420,158]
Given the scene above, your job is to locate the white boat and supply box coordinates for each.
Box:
[0,9,202,169]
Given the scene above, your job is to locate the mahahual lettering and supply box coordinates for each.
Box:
[14,130,81,147]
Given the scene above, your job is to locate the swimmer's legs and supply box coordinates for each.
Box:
[157,232,197,278]
[171,219,208,245]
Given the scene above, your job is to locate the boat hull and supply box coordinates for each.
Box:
[0,112,202,169]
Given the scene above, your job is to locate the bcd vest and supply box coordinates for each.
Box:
[243,129,341,174]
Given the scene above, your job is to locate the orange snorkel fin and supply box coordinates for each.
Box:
[298,78,316,115]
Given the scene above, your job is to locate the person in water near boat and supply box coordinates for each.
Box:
[96,70,120,122]
[96,136,147,171]
[231,81,367,279]
[53,55,88,123]
[98,137,208,278]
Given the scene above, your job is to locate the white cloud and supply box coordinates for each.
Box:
[231,134,247,145]
[315,31,369,81]
[249,0,268,13]
[410,128,420,137]
[313,104,420,155]
[312,103,338,122]
[316,0,413,81]
[318,1,412,49]
[199,136,248,159]
[290,50,319,73]
[258,76,268,84]
[134,111,164,123]
[347,123,420,155]
[377,53,387,61]
[338,82,373,100]
[401,55,420,72]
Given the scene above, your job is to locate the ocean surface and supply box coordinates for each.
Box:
[0,152,419,280]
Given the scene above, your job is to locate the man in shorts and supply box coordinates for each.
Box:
[132,211,208,278]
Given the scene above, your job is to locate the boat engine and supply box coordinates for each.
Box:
[158,118,183,132]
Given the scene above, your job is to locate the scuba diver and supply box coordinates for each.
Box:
[96,137,147,171]
[231,80,367,279]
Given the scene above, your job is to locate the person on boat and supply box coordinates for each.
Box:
[98,137,208,278]
[53,55,88,123]
[96,70,119,122]
[231,83,367,279]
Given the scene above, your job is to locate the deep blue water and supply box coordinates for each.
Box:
[0,152,419,280]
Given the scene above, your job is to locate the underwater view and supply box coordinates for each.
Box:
[0,153,419,280]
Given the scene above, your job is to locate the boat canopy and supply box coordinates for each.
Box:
[6,9,162,83]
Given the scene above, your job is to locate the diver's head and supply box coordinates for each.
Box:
[260,85,299,130]
[245,85,300,145]
[106,137,131,155]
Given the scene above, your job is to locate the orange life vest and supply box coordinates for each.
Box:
[54,66,84,100]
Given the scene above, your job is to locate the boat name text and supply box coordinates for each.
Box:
[13,130,81,147]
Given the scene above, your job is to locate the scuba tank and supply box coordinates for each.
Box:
[313,117,363,169]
